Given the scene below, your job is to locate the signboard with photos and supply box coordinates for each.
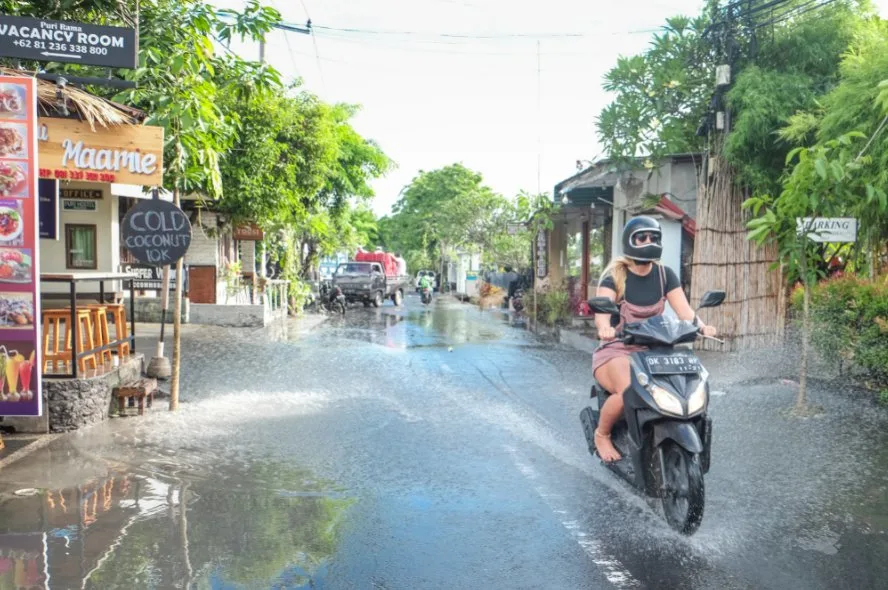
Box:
[0,76,42,417]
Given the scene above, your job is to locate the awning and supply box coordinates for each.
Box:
[651,196,697,238]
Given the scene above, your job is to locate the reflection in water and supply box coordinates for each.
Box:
[322,303,511,351]
[0,457,352,589]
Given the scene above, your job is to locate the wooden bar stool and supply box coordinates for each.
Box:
[41,309,98,373]
[42,309,71,373]
[85,305,113,367]
[72,310,99,373]
[104,303,131,358]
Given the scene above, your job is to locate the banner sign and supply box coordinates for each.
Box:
[38,178,58,239]
[0,76,42,417]
[121,198,192,265]
[37,118,164,186]
[0,15,138,69]
[796,217,858,243]
[122,263,188,291]
[535,228,548,279]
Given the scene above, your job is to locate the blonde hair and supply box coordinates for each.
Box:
[598,256,633,302]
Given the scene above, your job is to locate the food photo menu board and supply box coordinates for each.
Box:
[0,76,40,417]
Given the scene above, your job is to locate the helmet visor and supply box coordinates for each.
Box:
[630,230,662,248]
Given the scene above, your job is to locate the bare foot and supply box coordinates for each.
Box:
[595,429,622,462]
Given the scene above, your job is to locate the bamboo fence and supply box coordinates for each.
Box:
[691,157,786,352]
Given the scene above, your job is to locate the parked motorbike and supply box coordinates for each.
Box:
[511,288,525,313]
[579,290,726,535]
[320,282,346,315]
[421,286,433,305]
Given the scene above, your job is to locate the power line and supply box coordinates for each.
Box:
[269,0,303,77]
[308,26,690,57]
[294,0,327,93]
[308,23,663,40]
[755,0,841,28]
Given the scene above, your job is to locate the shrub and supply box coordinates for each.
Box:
[793,275,888,395]
[537,287,572,326]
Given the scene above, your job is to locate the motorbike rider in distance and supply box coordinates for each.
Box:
[593,216,718,463]
[419,273,433,292]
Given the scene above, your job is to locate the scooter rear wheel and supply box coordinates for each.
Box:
[660,442,705,535]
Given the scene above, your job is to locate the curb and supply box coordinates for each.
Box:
[0,433,62,471]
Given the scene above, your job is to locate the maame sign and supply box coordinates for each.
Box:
[38,118,164,186]
[121,199,192,266]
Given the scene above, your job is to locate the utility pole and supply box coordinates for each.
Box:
[536,40,542,195]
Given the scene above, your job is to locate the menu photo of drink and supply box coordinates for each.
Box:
[0,76,40,418]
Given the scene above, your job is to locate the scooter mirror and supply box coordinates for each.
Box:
[697,290,726,310]
[588,296,620,315]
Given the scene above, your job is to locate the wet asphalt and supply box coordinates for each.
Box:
[0,294,886,589]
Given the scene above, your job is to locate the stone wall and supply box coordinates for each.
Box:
[132,297,190,324]
[190,303,265,327]
[44,356,143,433]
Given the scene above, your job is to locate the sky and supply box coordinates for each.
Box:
[214,0,888,217]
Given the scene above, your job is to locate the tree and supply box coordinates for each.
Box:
[597,13,714,164]
[597,0,866,194]
[218,88,337,225]
[383,164,507,277]
[744,137,857,411]
[781,16,888,271]
[744,14,888,408]
[745,87,888,411]
[482,191,554,271]
[289,103,391,276]
[722,2,860,195]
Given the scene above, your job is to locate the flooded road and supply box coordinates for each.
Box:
[0,295,886,588]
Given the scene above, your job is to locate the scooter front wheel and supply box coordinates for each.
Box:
[660,442,705,535]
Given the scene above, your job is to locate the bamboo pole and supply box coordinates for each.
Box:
[170,188,183,411]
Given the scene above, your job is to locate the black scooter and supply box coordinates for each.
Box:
[579,290,726,535]
[320,282,346,315]
[511,288,525,313]
[420,286,432,305]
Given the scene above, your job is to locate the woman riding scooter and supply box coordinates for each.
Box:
[592,216,718,462]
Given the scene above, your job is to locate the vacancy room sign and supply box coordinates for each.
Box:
[0,75,42,417]
[0,15,137,69]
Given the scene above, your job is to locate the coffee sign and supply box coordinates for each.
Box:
[60,188,102,200]
[122,199,192,265]
[233,222,264,241]
[0,16,137,69]
[38,118,164,186]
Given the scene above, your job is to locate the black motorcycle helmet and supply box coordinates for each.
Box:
[622,215,663,262]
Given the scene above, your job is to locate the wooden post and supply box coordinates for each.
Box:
[170,188,183,411]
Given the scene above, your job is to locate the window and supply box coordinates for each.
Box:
[65,224,97,269]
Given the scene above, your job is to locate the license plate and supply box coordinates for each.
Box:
[645,354,702,375]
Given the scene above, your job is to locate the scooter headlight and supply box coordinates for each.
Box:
[649,385,684,416]
[687,380,708,415]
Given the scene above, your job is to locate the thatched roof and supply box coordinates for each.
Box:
[1,68,147,129]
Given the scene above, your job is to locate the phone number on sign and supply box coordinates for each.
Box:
[11,39,110,56]
[39,168,116,182]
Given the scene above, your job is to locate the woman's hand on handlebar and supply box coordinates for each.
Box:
[700,325,718,337]
[598,326,617,341]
